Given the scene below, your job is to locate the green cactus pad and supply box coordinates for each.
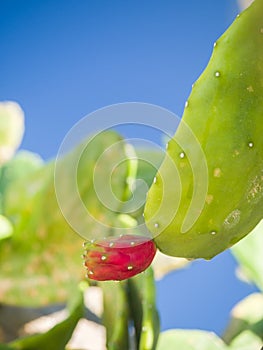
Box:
[144,0,263,259]
[0,101,24,165]
[0,131,133,305]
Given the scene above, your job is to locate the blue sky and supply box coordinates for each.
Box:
[0,0,258,336]
[1,0,238,158]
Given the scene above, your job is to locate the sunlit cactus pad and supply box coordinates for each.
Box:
[144,0,263,259]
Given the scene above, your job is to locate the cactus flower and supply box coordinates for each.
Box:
[83,234,156,281]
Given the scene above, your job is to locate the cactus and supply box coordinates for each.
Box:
[8,285,84,350]
[83,234,157,281]
[144,0,263,259]
[222,293,263,344]
[0,101,24,165]
[100,266,159,350]
[231,219,263,291]
[128,267,160,350]
[0,130,134,305]
[101,281,130,350]
[156,330,227,350]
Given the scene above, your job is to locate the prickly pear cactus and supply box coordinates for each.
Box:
[144,0,263,259]
[0,101,24,165]
[0,131,133,305]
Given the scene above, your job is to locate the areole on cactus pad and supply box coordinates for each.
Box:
[83,235,156,281]
[144,0,263,259]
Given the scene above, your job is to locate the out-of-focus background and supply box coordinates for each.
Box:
[0,0,258,336]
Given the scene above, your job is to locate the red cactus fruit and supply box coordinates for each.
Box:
[83,234,157,281]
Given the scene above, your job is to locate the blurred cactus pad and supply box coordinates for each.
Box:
[144,0,263,260]
[0,102,24,165]
[0,126,134,305]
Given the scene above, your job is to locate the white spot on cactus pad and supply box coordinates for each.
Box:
[215,71,221,77]
[210,231,217,235]
[154,223,159,228]
[179,152,185,159]
[205,194,214,204]
[213,168,222,178]
[247,86,254,92]
[247,172,263,204]
[153,176,157,184]
[223,209,241,229]
[248,141,254,148]
[185,101,189,108]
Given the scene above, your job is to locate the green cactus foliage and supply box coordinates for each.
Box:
[128,267,160,350]
[0,131,133,305]
[223,293,263,345]
[101,281,130,350]
[228,330,262,350]
[100,266,159,350]
[144,0,263,259]
[156,330,227,350]
[157,328,262,350]
[0,215,13,241]
[231,219,263,291]
[9,285,84,350]
[0,102,24,165]
[0,345,15,350]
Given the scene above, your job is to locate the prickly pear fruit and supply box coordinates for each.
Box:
[83,235,157,281]
[144,0,263,259]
